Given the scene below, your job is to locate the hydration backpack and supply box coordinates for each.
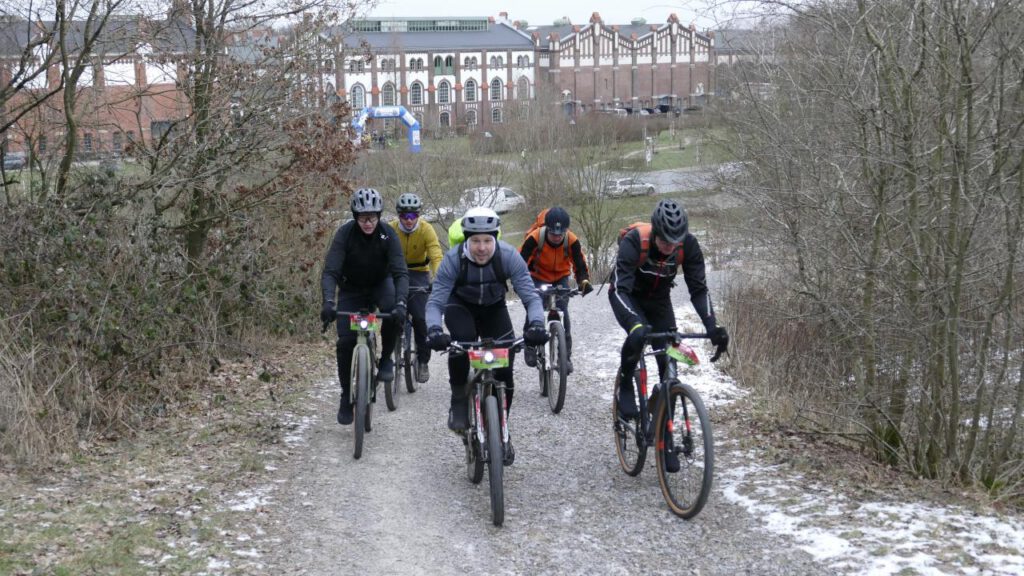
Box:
[618,222,684,268]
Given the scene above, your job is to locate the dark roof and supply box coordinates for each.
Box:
[0,20,34,56]
[0,16,193,57]
[335,21,533,52]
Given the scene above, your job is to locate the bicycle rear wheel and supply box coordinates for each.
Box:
[655,382,714,519]
[352,345,370,459]
[613,373,646,476]
[484,395,504,526]
[547,322,568,413]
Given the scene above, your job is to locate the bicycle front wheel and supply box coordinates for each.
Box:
[484,395,504,526]
[385,335,399,411]
[466,396,484,484]
[547,322,568,413]
[655,382,714,519]
[613,373,646,476]
[352,345,371,460]
[403,320,418,393]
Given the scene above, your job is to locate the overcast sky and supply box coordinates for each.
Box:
[365,0,757,30]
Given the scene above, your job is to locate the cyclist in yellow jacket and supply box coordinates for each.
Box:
[390,193,445,382]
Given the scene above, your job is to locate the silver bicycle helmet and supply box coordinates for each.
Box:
[350,187,383,215]
[396,193,423,213]
[651,199,688,244]
[462,207,501,236]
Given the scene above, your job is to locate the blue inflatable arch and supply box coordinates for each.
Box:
[352,106,422,153]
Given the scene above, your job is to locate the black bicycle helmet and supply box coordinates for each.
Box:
[462,207,501,236]
[544,206,570,235]
[350,187,383,215]
[651,199,688,243]
[396,193,422,213]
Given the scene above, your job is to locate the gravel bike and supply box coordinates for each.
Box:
[393,285,431,403]
[333,310,391,460]
[530,283,579,414]
[447,336,523,527]
[612,331,719,518]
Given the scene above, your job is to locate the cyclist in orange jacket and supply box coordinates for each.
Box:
[518,206,592,374]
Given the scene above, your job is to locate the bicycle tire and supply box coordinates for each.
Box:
[466,395,484,484]
[537,345,549,397]
[403,320,418,393]
[353,345,370,459]
[484,395,504,526]
[547,322,568,413]
[655,382,714,519]
[384,334,399,411]
[613,372,646,476]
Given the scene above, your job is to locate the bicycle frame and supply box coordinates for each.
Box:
[634,332,703,443]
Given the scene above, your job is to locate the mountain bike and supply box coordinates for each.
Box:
[393,285,431,404]
[612,331,719,519]
[531,283,579,414]
[333,310,391,460]
[446,336,523,527]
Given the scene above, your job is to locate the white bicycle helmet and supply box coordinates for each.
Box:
[461,207,500,236]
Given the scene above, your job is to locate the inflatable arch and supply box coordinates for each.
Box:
[352,105,422,153]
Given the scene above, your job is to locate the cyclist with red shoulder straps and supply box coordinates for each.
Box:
[609,199,729,419]
[518,206,592,374]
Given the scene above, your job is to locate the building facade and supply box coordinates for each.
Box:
[331,12,715,130]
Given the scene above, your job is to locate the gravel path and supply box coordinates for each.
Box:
[255,282,832,575]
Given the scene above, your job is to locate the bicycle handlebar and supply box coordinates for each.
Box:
[447,337,525,354]
[641,330,726,363]
[537,284,580,297]
[321,309,395,333]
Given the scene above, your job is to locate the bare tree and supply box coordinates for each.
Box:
[723,0,1024,492]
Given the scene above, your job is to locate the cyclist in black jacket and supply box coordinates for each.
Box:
[321,188,409,425]
[609,199,729,421]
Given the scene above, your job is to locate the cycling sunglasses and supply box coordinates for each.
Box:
[399,211,420,220]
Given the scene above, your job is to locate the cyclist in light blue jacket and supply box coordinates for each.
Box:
[425,207,548,450]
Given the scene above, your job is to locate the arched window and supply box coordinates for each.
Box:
[437,80,451,104]
[440,111,450,127]
[490,78,502,101]
[491,107,502,123]
[444,55,454,73]
[351,84,365,109]
[464,79,477,102]
[489,56,497,68]
[497,56,504,67]
[521,55,530,67]
[380,82,395,106]
[467,109,477,125]
[473,57,479,67]
[517,77,530,100]
[433,56,443,73]
[410,81,423,105]
[464,56,472,67]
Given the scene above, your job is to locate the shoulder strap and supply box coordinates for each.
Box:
[456,245,507,285]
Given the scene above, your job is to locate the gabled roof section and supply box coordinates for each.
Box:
[0,16,194,57]
[334,18,534,52]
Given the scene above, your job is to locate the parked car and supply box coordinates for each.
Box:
[603,178,656,197]
[2,151,26,171]
[460,186,525,214]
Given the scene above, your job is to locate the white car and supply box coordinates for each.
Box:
[603,178,656,197]
[460,186,525,214]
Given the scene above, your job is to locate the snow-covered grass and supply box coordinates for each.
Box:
[670,306,1024,575]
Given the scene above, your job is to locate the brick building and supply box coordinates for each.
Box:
[0,14,193,158]
[331,11,715,129]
